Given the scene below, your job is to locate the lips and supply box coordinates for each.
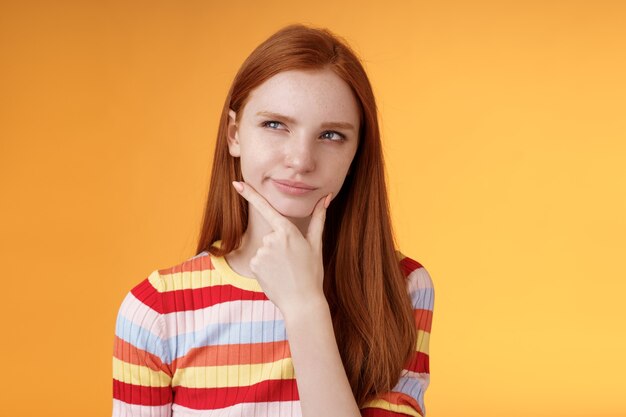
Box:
[272,179,317,190]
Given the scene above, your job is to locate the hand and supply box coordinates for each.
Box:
[231,180,332,316]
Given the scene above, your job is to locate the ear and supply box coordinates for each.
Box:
[227,109,241,157]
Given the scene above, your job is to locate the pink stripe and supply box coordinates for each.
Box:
[406,267,433,293]
[400,370,430,387]
[171,400,302,417]
[118,292,162,331]
[162,299,284,336]
[112,399,172,417]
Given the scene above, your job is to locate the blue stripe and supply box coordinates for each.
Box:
[115,314,171,364]
[410,287,434,311]
[167,319,288,360]
[393,374,427,414]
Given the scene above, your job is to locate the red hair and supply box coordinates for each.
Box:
[196,23,416,406]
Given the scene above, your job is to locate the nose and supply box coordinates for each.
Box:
[284,136,316,173]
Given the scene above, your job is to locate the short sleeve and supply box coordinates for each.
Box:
[112,273,174,417]
[360,256,435,417]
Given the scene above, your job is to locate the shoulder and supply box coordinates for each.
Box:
[395,249,435,310]
[395,250,434,286]
[152,250,214,291]
[121,251,214,314]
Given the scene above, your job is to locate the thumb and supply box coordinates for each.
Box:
[306,192,332,251]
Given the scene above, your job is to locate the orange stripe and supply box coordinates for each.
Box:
[376,391,424,416]
[172,340,292,370]
[414,309,433,332]
[157,252,214,275]
[113,336,172,377]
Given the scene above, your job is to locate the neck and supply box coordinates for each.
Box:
[225,205,312,278]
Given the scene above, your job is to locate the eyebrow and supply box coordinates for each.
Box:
[255,111,356,131]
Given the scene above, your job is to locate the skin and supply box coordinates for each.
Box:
[225,68,363,416]
[225,68,360,279]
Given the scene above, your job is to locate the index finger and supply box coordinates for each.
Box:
[232,181,293,232]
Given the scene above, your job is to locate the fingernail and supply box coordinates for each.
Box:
[232,181,244,193]
[324,193,332,209]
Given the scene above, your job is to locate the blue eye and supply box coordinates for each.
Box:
[261,120,346,142]
[321,131,346,142]
[262,120,283,129]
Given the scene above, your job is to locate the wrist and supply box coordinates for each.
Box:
[282,295,330,326]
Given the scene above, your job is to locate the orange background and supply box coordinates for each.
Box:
[1,1,625,416]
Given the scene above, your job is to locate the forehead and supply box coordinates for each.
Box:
[241,69,360,125]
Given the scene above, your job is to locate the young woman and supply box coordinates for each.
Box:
[112,23,435,417]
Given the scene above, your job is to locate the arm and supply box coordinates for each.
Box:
[229,182,432,416]
[112,275,174,417]
[230,182,360,416]
[283,295,362,417]
[285,261,434,417]
[361,261,435,417]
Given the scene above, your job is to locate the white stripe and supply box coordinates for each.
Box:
[407,266,434,293]
[112,399,172,417]
[162,299,283,336]
[400,369,431,385]
[118,292,163,332]
[171,400,302,417]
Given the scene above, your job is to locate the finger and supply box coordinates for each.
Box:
[306,192,331,251]
[232,181,291,232]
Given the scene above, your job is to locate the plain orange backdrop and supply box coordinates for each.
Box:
[1,1,625,416]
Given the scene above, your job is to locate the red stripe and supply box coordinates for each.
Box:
[404,351,429,374]
[174,378,299,409]
[160,285,268,314]
[399,256,423,277]
[131,278,268,314]
[113,379,173,406]
[129,278,164,314]
[132,254,424,314]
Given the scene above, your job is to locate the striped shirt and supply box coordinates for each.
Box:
[112,240,434,417]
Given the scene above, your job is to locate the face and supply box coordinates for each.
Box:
[226,68,360,219]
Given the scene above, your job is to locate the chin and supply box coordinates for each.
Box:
[276,203,315,219]
[269,196,317,219]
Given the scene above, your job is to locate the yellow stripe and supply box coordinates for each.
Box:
[209,243,264,292]
[148,265,262,293]
[361,399,423,417]
[395,250,431,356]
[147,241,263,293]
[148,268,229,292]
[172,357,295,388]
[416,329,430,355]
[112,357,171,387]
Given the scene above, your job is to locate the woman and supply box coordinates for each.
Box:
[112,23,434,417]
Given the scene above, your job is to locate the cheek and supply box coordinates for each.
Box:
[324,167,350,193]
[238,147,274,183]
[331,156,356,190]
[331,153,355,177]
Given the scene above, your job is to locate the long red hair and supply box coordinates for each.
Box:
[196,23,416,407]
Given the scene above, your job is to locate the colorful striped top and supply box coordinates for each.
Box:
[112,240,434,417]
